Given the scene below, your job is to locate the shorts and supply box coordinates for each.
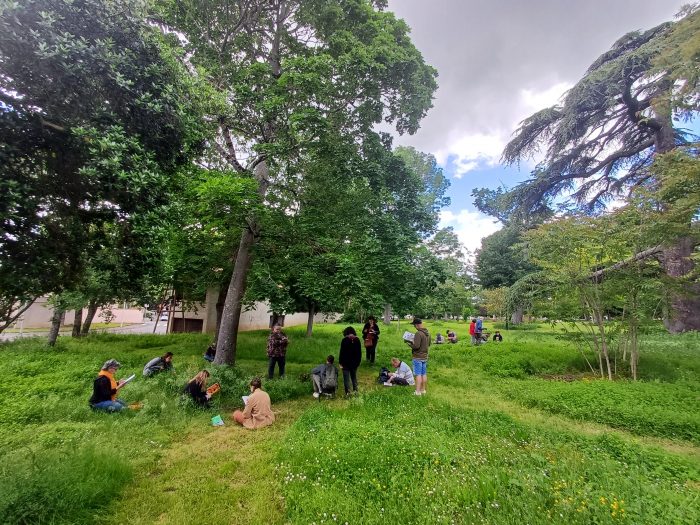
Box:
[412,358,427,376]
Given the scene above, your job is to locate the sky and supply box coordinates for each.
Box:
[386,0,687,250]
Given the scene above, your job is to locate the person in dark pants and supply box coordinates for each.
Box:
[362,316,380,364]
[339,326,361,395]
[266,324,289,379]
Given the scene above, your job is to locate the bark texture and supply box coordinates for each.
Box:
[660,236,700,333]
[306,302,315,337]
[47,307,63,346]
[81,300,98,336]
[72,308,83,338]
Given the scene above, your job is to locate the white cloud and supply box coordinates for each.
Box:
[432,82,572,179]
[439,209,502,251]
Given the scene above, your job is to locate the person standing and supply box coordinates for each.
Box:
[338,326,361,396]
[469,319,476,345]
[89,359,129,411]
[362,316,381,364]
[266,324,289,379]
[405,318,430,395]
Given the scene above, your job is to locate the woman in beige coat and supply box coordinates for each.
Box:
[232,377,275,429]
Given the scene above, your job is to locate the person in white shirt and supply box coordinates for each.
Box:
[384,357,415,386]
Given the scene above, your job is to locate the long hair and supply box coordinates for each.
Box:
[189,370,210,390]
[343,326,357,337]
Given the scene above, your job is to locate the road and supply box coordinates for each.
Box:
[0,321,167,342]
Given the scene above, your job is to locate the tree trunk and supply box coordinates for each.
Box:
[660,236,700,333]
[213,287,228,346]
[306,302,315,338]
[510,306,524,325]
[214,225,257,366]
[47,307,64,346]
[383,303,391,324]
[72,308,83,338]
[81,300,98,336]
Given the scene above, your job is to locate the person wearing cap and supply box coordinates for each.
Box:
[89,359,128,411]
[143,352,174,377]
[404,318,430,395]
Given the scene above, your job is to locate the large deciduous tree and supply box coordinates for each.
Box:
[498,8,700,332]
[154,0,438,364]
[0,0,206,332]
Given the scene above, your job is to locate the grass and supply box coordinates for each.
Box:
[0,320,698,524]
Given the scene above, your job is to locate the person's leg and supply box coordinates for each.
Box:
[368,346,376,364]
[279,356,286,378]
[268,357,276,379]
[342,368,351,394]
[232,410,245,425]
[92,400,124,412]
[311,374,322,394]
[350,367,358,391]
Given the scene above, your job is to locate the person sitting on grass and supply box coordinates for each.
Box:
[435,333,445,344]
[493,331,503,342]
[89,359,128,412]
[183,370,213,408]
[203,343,216,362]
[233,377,275,429]
[447,330,458,343]
[142,352,174,377]
[384,357,415,387]
[311,355,339,398]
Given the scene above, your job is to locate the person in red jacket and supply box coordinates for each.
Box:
[469,319,476,345]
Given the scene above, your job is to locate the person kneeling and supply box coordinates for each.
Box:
[311,355,338,398]
[233,378,275,429]
[143,352,174,377]
[384,357,415,387]
[183,370,213,408]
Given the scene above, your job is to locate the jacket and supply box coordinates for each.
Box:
[339,335,361,369]
[312,363,339,390]
[469,322,476,336]
[241,389,275,429]
[409,328,430,360]
[362,322,380,345]
[143,357,172,377]
[183,381,209,407]
[267,331,289,358]
[89,371,118,405]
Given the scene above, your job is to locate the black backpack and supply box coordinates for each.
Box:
[377,367,390,383]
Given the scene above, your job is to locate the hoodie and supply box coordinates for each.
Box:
[409,328,430,360]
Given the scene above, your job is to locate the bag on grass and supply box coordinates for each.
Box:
[377,367,390,384]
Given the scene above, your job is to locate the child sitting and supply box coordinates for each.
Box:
[310,355,338,398]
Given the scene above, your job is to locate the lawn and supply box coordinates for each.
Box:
[0,321,698,524]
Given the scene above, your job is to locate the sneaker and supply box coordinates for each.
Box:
[383,382,393,387]
[414,391,422,396]
[312,392,320,399]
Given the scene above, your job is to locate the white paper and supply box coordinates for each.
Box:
[121,374,136,385]
[242,395,250,406]
[402,331,415,342]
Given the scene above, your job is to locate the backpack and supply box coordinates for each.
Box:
[377,367,390,383]
[322,365,338,390]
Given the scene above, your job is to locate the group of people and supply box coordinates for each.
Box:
[88,353,275,430]
[435,330,458,344]
[310,317,430,397]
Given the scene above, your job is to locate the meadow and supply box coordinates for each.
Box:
[0,321,698,524]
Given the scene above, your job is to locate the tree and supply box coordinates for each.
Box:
[155,0,438,364]
[498,8,700,332]
[0,0,207,333]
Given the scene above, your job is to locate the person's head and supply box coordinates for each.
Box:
[250,377,262,392]
[101,359,121,374]
[343,326,357,337]
[495,331,500,335]
[272,324,282,334]
[391,357,400,367]
[190,370,210,386]
[367,315,376,325]
[162,351,174,363]
[437,332,442,337]
[326,355,335,365]
[411,318,423,329]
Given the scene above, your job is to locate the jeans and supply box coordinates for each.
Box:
[342,367,358,394]
[92,400,127,412]
[365,345,376,363]
[268,356,286,379]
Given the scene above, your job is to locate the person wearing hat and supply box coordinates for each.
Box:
[89,359,128,411]
[404,318,430,395]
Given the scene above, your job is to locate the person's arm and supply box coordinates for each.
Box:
[242,393,254,418]
[311,364,324,375]
[374,325,380,337]
[95,376,116,399]
[408,332,421,351]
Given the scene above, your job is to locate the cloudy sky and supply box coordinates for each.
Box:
[386,0,687,249]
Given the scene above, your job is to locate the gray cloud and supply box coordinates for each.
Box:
[387,0,686,155]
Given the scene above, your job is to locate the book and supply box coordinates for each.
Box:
[402,331,415,342]
[206,383,220,396]
[121,374,136,386]
[242,395,250,406]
